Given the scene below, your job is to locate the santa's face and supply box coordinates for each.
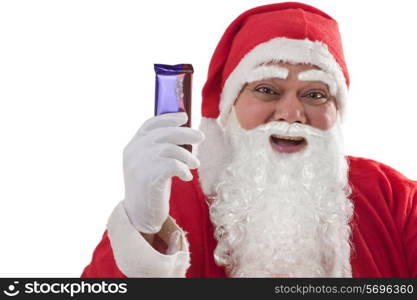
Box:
[234,62,338,153]
[199,63,353,277]
[207,108,353,277]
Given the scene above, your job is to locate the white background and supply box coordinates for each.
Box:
[0,0,416,277]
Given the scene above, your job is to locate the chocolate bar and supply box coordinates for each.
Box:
[154,64,194,151]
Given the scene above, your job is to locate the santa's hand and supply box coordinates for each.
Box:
[122,112,204,234]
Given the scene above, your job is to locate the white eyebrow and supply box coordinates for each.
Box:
[245,65,289,83]
[297,69,337,96]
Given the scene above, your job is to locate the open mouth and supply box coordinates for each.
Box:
[270,134,307,153]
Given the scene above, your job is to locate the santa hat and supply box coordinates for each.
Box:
[196,2,349,196]
[200,2,349,127]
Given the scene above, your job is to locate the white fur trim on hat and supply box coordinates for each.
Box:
[218,37,348,127]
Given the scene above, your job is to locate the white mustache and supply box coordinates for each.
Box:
[247,121,327,139]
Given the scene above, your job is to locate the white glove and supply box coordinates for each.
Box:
[122,112,204,234]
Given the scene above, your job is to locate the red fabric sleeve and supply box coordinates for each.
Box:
[377,162,417,277]
[81,231,126,278]
[347,157,417,277]
[400,179,417,276]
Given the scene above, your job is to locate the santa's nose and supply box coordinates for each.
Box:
[270,93,307,124]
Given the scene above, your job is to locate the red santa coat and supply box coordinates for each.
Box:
[81,156,417,277]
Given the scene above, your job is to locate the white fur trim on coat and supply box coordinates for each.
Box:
[106,202,190,277]
[218,37,348,126]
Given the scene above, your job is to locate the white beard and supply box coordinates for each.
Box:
[203,109,353,277]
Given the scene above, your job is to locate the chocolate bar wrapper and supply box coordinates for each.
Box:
[154,63,193,151]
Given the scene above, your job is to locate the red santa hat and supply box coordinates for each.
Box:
[200,2,349,127]
[196,2,350,196]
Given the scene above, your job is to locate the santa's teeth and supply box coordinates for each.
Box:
[271,134,304,141]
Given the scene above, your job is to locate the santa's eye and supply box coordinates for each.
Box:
[301,90,329,105]
[305,91,325,98]
[255,86,278,95]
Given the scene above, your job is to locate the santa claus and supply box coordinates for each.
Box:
[82,2,417,278]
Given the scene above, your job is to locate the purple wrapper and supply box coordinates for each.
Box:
[154,64,193,151]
